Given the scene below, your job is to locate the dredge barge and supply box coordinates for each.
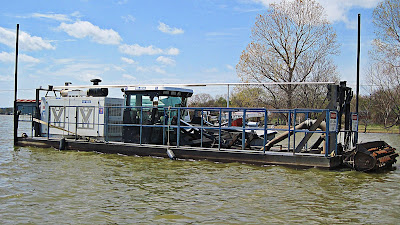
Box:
[16,80,398,171]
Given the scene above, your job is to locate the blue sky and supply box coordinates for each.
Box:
[0,0,381,106]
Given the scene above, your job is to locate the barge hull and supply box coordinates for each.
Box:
[17,137,342,169]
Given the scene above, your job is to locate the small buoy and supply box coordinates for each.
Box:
[59,137,66,150]
[21,133,28,138]
[166,148,175,160]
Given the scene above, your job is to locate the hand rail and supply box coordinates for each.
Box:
[18,105,344,157]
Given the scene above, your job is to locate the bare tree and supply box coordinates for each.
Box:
[368,0,400,131]
[358,94,373,133]
[368,63,400,130]
[236,0,339,109]
[189,93,214,107]
[188,93,227,107]
[371,0,400,68]
[295,58,339,109]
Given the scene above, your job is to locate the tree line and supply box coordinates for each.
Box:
[190,0,400,132]
[0,108,13,115]
[364,0,400,132]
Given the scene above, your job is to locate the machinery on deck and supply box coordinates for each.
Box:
[121,85,277,149]
[260,81,399,171]
[29,79,398,171]
[344,141,399,171]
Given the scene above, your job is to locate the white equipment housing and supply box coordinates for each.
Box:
[40,95,124,140]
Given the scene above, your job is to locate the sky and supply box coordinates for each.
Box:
[0,0,382,107]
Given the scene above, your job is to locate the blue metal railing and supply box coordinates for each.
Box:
[21,105,343,157]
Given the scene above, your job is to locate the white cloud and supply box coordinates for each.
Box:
[121,57,135,64]
[122,74,136,80]
[154,67,166,74]
[204,67,219,73]
[28,74,40,79]
[119,44,180,56]
[53,58,75,64]
[31,13,72,21]
[0,75,13,81]
[319,0,380,28]
[58,21,122,45]
[226,64,234,70]
[158,22,184,35]
[71,11,82,19]
[249,0,278,5]
[156,56,175,65]
[118,0,129,4]
[136,65,166,74]
[0,51,40,63]
[165,48,180,55]
[0,51,16,62]
[37,60,132,84]
[249,0,380,28]
[40,62,106,82]
[20,54,41,63]
[122,15,135,23]
[113,66,126,71]
[0,26,55,51]
[79,73,103,82]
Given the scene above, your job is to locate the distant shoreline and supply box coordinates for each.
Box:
[0,108,12,115]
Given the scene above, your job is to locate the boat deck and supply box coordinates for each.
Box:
[17,137,342,169]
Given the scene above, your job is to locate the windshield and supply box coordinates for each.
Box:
[158,96,184,107]
[129,94,186,108]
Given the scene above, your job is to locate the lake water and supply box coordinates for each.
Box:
[1,115,400,224]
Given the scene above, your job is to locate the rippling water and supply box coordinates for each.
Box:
[1,115,400,224]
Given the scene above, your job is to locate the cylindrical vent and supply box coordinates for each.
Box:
[60,90,69,97]
[90,78,102,85]
[87,88,108,97]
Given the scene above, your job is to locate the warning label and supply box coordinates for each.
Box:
[329,111,337,132]
[352,113,358,131]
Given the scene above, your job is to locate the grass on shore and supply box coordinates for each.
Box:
[359,124,400,134]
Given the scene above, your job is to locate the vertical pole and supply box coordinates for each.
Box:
[162,108,166,145]
[325,110,330,157]
[305,112,309,150]
[218,108,222,150]
[167,107,171,148]
[30,106,33,137]
[227,84,230,108]
[75,106,78,140]
[228,111,232,127]
[263,109,267,153]
[47,107,50,140]
[356,14,360,115]
[34,88,41,136]
[177,108,180,147]
[288,111,291,153]
[200,109,203,148]
[105,107,109,142]
[293,109,296,155]
[242,109,246,150]
[13,24,19,145]
[355,14,361,144]
[140,107,143,145]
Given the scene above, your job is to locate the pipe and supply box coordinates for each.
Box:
[262,119,326,151]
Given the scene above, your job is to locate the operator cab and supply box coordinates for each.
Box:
[123,86,193,108]
[121,86,193,144]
